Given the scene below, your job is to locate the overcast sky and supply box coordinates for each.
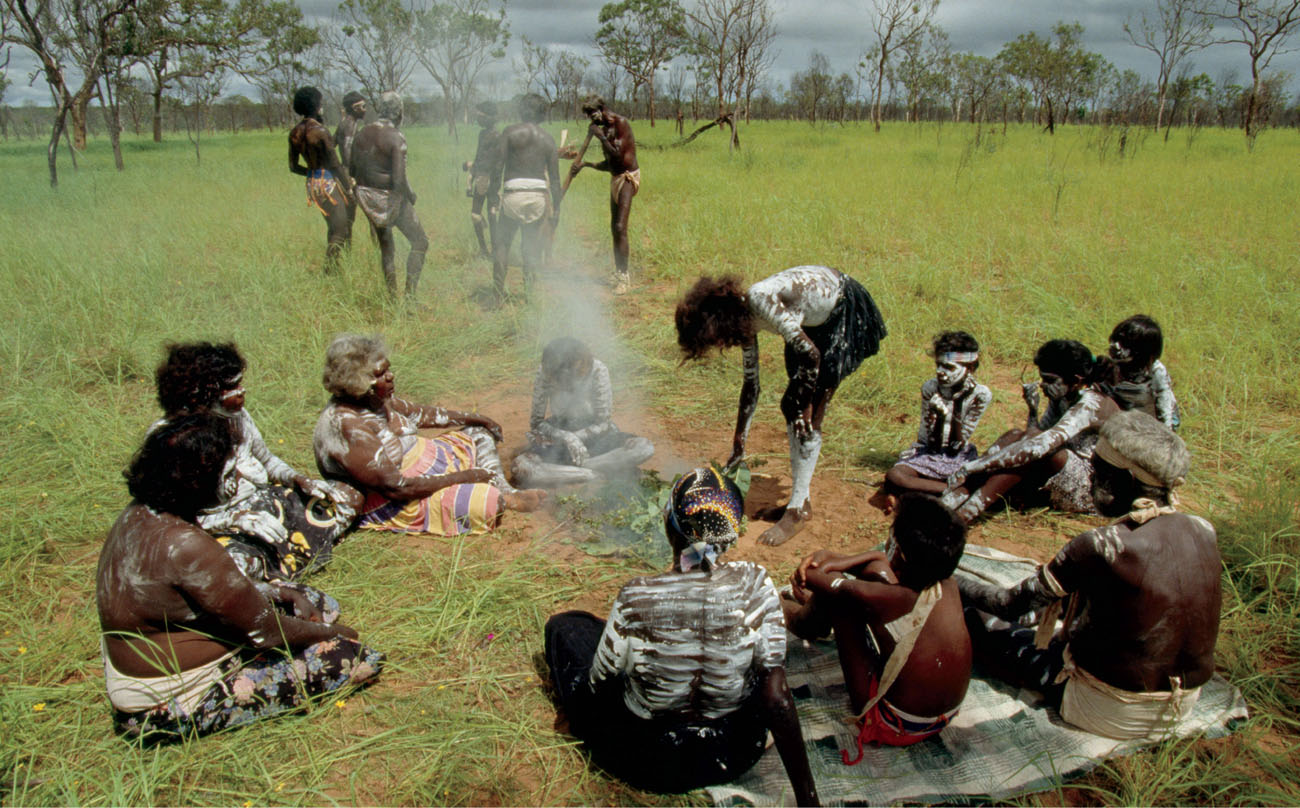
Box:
[5,0,1298,105]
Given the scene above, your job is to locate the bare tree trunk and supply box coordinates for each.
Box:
[70,95,90,150]
[46,108,68,187]
[98,79,124,170]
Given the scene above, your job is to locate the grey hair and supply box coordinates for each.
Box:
[375,91,403,121]
[323,334,387,398]
[1099,410,1190,489]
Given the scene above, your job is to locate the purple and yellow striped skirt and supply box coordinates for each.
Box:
[358,432,502,536]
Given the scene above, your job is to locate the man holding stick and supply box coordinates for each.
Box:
[567,96,638,295]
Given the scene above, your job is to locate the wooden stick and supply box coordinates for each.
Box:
[560,131,594,195]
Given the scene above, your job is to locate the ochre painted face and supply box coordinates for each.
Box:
[371,358,395,400]
[935,360,969,389]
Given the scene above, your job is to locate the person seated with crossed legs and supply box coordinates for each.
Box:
[511,337,654,487]
[958,410,1219,740]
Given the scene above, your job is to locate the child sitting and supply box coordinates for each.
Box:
[1104,314,1179,430]
[784,494,971,761]
[511,337,654,487]
[883,331,992,509]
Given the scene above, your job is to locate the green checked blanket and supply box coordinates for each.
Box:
[707,545,1248,807]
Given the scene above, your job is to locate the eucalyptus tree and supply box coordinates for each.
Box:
[412,0,509,138]
[0,0,134,185]
[862,0,937,131]
[327,0,418,98]
[594,0,687,126]
[1198,0,1300,139]
[1124,0,1213,131]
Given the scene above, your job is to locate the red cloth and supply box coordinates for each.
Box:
[842,670,956,764]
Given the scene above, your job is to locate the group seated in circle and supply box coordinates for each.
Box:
[95,307,1211,797]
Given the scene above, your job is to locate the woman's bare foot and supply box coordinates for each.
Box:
[757,502,810,546]
[503,489,548,512]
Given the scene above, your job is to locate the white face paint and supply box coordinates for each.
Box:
[1109,340,1131,363]
[1040,372,1071,401]
[935,360,969,389]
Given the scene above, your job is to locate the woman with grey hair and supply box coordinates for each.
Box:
[313,335,545,536]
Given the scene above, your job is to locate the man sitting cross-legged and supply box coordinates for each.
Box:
[785,494,971,762]
[958,410,1220,740]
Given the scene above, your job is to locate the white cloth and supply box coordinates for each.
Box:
[1057,646,1201,740]
[102,637,235,714]
[503,177,550,192]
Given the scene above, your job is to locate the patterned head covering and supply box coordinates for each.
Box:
[665,466,744,571]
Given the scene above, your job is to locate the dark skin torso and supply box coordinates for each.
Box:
[1054,514,1221,691]
[491,122,561,209]
[97,504,352,678]
[289,117,350,189]
[793,550,972,716]
[349,122,413,201]
[586,110,638,174]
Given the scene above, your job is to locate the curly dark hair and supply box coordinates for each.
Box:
[892,493,966,590]
[293,86,322,118]
[1109,314,1164,366]
[933,330,980,370]
[125,412,235,519]
[1034,338,1101,385]
[675,275,756,361]
[580,95,606,115]
[156,342,245,416]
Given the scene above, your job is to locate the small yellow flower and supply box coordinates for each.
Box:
[40,493,47,498]
[18,646,26,654]
[277,439,284,444]
[419,709,426,715]
[275,783,285,792]
[243,801,252,807]
[33,703,45,712]
[335,699,347,709]
[436,685,446,691]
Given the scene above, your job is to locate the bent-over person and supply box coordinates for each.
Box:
[98,413,382,743]
[312,334,545,537]
[289,86,354,273]
[676,265,887,546]
[349,91,428,299]
[959,410,1219,740]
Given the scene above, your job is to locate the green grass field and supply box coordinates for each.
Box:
[0,119,1297,805]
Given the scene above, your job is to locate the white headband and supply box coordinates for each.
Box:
[939,351,979,364]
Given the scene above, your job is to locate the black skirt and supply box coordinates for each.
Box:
[783,274,887,392]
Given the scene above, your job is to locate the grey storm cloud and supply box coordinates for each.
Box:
[3,0,1297,104]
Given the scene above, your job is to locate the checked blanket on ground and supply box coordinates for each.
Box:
[707,545,1247,807]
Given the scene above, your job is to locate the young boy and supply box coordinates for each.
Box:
[1104,314,1179,430]
[785,493,971,761]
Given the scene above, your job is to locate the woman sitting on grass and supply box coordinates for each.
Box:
[1102,314,1179,430]
[153,342,362,584]
[941,339,1119,523]
[544,467,818,803]
[882,331,991,511]
[98,413,383,743]
[312,334,545,537]
[511,336,655,488]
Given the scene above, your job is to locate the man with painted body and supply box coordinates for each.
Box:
[489,94,560,299]
[464,101,501,258]
[959,410,1220,740]
[288,86,354,273]
[349,91,428,299]
[568,96,638,295]
[334,91,367,239]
